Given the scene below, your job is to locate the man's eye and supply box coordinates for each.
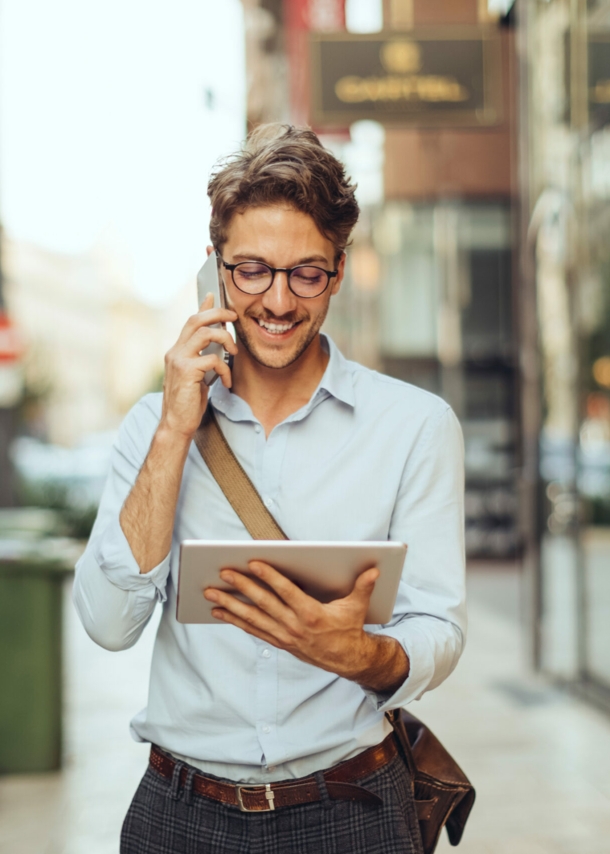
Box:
[292,267,324,285]
[236,264,269,279]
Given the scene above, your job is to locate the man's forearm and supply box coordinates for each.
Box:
[353,634,410,695]
[120,427,191,573]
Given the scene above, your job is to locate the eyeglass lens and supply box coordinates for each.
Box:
[232,262,329,298]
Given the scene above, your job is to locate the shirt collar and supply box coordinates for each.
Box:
[317,334,356,409]
[210,333,355,423]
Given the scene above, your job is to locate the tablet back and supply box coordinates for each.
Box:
[176,540,407,625]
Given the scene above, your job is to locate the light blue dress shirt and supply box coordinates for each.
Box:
[73,335,466,784]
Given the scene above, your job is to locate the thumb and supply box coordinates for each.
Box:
[350,567,379,605]
[199,292,215,312]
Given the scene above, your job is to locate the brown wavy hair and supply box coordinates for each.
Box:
[208,124,359,259]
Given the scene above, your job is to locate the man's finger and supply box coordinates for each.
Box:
[174,307,238,348]
[210,609,282,647]
[248,561,313,612]
[193,354,233,387]
[183,325,238,358]
[204,586,284,637]
[219,570,297,625]
[188,356,233,388]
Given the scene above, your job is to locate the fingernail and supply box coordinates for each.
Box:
[220,570,234,583]
[212,609,225,620]
[249,562,262,576]
[205,589,218,601]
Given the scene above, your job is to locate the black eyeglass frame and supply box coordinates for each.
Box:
[219,257,339,299]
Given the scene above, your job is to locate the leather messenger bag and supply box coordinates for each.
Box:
[194,407,475,854]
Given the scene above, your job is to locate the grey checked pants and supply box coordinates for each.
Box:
[120,751,424,854]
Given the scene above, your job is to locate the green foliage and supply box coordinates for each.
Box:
[15,479,98,541]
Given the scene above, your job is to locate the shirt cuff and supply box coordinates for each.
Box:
[92,517,171,602]
[362,622,436,712]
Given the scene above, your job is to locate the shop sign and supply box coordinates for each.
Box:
[309,28,503,128]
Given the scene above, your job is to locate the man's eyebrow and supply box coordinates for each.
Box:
[230,253,331,266]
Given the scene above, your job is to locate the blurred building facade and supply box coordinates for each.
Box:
[3,236,163,446]
[244,0,520,561]
[518,0,610,711]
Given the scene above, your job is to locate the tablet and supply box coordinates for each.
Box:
[176,540,407,625]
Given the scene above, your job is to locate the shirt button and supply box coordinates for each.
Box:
[262,648,271,658]
[263,497,273,508]
[254,424,261,433]
[262,725,271,734]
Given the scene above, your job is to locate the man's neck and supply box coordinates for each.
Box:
[231,335,329,436]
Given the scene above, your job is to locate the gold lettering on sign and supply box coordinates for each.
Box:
[335,74,469,104]
[380,40,422,74]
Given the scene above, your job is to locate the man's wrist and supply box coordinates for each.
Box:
[347,633,410,695]
[154,421,195,454]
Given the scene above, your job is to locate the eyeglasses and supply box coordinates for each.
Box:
[220,257,338,299]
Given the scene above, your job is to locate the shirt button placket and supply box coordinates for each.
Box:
[255,642,278,760]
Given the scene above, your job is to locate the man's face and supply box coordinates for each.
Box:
[219,205,344,370]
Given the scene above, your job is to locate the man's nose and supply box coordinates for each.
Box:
[261,271,299,316]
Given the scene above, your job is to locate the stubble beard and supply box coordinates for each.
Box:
[233,302,331,370]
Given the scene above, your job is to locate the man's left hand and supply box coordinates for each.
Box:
[203,562,409,694]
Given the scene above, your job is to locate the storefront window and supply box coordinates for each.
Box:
[373,201,518,559]
[579,209,610,689]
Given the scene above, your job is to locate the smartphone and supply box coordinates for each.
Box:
[196,252,233,386]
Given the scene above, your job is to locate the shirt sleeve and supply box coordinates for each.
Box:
[72,394,171,651]
[366,405,466,711]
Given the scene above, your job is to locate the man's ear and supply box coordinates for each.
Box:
[331,252,346,296]
[206,245,214,257]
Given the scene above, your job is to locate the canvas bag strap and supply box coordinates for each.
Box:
[193,406,288,541]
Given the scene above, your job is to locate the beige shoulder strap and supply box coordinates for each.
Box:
[194,406,288,541]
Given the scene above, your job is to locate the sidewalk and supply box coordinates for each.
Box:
[420,566,610,854]
[1,566,609,853]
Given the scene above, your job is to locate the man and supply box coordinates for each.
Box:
[74,124,466,854]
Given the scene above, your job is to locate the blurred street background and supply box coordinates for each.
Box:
[1,0,610,851]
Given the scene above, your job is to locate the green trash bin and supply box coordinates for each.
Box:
[0,509,81,774]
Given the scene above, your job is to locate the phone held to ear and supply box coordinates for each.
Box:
[196,253,234,387]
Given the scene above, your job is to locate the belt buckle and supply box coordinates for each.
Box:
[236,783,276,812]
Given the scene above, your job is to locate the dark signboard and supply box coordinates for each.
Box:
[589,33,610,127]
[310,28,503,128]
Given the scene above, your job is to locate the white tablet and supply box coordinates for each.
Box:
[176,540,407,626]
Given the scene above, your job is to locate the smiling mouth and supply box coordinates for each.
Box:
[256,318,301,335]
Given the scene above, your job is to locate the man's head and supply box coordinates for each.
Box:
[207,125,359,370]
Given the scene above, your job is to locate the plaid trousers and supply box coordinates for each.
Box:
[120,751,424,854]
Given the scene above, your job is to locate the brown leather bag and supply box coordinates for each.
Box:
[194,407,475,853]
[387,708,475,853]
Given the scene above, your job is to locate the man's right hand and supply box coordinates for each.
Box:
[160,293,238,440]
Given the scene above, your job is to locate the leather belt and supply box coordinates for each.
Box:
[149,733,398,812]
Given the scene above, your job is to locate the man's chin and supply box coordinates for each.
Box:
[236,323,315,370]
[244,341,308,370]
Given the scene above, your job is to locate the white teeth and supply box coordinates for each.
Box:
[257,318,296,334]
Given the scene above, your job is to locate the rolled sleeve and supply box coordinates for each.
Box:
[73,394,170,649]
[365,616,463,710]
[92,516,170,601]
[367,405,467,710]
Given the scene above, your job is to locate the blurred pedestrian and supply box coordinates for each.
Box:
[74,124,466,854]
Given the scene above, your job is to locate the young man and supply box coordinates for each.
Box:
[74,125,466,854]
